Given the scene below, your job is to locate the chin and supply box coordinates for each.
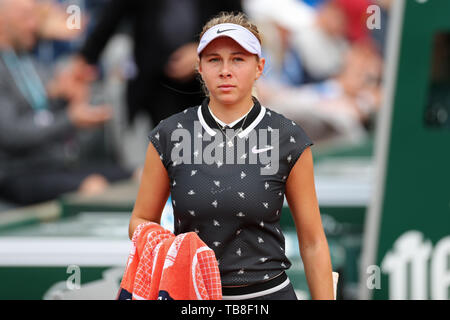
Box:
[211,92,240,105]
[218,97,238,106]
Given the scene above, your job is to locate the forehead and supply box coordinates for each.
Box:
[201,36,253,55]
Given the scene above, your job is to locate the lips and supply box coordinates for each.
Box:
[218,84,236,93]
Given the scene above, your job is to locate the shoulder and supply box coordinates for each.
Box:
[147,105,199,168]
[262,106,312,141]
[149,105,199,137]
[263,107,296,126]
[262,106,314,172]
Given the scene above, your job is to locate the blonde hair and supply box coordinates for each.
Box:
[197,11,262,96]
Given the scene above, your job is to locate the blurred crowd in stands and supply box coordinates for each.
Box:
[0,0,389,206]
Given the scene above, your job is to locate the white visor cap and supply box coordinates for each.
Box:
[197,23,262,58]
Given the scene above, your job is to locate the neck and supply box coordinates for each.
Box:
[208,94,254,124]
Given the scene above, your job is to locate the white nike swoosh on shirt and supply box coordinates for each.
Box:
[251,145,274,154]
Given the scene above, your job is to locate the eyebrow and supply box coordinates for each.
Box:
[204,51,248,57]
[204,53,220,57]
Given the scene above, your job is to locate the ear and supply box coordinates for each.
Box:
[255,57,265,80]
[197,57,202,75]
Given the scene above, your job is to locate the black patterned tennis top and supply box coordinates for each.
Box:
[148,97,313,286]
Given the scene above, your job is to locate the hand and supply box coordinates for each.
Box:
[78,174,109,196]
[165,42,198,81]
[36,0,86,41]
[48,68,90,103]
[69,55,98,83]
[68,102,112,129]
[48,56,97,103]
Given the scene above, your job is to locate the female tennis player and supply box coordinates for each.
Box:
[129,12,334,300]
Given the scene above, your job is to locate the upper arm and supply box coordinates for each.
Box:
[285,147,324,246]
[131,142,170,225]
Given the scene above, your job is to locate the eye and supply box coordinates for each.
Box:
[208,57,220,62]
[233,57,244,62]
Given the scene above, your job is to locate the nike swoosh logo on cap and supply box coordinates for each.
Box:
[217,28,236,34]
[251,145,274,154]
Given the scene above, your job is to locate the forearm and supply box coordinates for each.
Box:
[299,238,335,300]
[128,215,154,240]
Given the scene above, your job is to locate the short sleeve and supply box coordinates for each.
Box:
[148,120,170,169]
[282,120,314,174]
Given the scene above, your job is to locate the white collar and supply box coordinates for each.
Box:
[207,105,252,128]
[198,104,266,138]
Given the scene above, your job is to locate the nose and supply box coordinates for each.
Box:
[219,61,232,78]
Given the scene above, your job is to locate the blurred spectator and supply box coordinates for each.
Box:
[370,0,392,57]
[35,0,85,42]
[0,0,131,205]
[291,0,352,82]
[301,0,327,8]
[246,0,384,145]
[258,42,382,144]
[244,0,315,86]
[246,0,351,84]
[68,0,242,127]
[33,0,107,65]
[334,0,373,43]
